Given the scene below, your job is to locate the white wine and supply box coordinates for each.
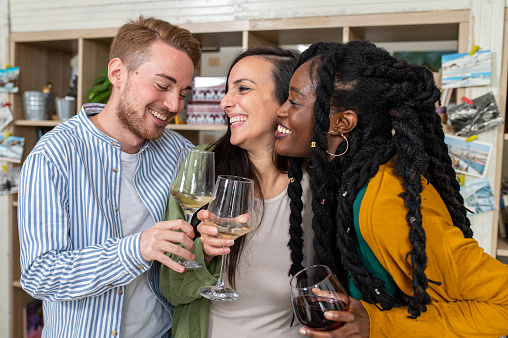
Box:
[209,222,252,240]
[169,188,212,215]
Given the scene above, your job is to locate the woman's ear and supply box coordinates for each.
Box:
[108,58,125,89]
[329,109,358,135]
[326,109,357,158]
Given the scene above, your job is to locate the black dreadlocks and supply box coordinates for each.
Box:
[287,41,472,318]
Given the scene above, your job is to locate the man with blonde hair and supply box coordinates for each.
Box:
[18,16,201,337]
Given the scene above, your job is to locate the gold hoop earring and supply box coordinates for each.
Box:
[326,134,348,157]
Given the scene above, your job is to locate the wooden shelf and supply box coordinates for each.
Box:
[13,119,227,131]
[12,280,22,288]
[497,237,508,257]
[12,201,18,208]
[14,120,61,127]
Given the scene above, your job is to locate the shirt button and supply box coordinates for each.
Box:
[114,206,118,212]
[107,284,113,288]
[136,264,143,270]
[111,141,117,146]
[113,167,118,173]
[118,289,123,295]
[112,330,118,336]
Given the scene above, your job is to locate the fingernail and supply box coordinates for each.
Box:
[228,239,234,246]
[224,247,230,254]
[299,328,306,335]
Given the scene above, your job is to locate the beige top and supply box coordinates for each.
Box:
[208,172,314,338]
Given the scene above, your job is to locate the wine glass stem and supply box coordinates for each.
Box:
[179,212,195,263]
[215,253,228,290]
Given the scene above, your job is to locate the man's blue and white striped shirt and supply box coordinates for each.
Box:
[18,103,193,338]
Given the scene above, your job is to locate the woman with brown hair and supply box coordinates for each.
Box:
[161,46,315,338]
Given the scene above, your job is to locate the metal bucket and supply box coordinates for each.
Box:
[22,91,52,120]
[55,97,75,121]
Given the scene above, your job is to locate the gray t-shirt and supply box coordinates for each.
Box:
[208,172,314,338]
[119,151,170,338]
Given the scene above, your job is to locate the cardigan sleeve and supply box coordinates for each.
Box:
[159,142,223,337]
[160,178,221,338]
[160,187,221,305]
[159,239,221,338]
[361,232,508,337]
[359,163,508,337]
[160,239,220,306]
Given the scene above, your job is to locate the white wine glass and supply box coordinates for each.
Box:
[169,148,215,269]
[290,265,350,331]
[199,175,254,301]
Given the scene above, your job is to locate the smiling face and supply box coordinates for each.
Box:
[116,40,195,140]
[220,56,281,153]
[274,60,317,158]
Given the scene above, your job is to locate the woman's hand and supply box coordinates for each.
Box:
[196,210,234,266]
[299,297,370,338]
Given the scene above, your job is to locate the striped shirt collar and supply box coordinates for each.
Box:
[79,103,150,153]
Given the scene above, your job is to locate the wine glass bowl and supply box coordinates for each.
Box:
[199,175,255,302]
[290,265,350,331]
[169,148,215,269]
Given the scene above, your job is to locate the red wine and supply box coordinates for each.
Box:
[292,295,348,331]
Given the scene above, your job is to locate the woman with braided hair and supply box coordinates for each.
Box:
[275,40,508,337]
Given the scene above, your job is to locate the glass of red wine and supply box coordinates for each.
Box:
[290,265,350,331]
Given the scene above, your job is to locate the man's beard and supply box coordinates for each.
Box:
[117,83,166,141]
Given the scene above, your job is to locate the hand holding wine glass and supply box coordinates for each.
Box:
[169,148,215,269]
[195,209,244,263]
[291,265,350,332]
[199,175,254,302]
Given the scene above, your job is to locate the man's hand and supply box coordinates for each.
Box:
[140,219,196,273]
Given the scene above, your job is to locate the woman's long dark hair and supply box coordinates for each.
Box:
[287,41,472,318]
[208,46,299,287]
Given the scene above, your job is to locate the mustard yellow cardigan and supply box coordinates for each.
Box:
[358,161,508,337]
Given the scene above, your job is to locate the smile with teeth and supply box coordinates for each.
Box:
[149,108,168,121]
[277,124,292,134]
[230,115,247,125]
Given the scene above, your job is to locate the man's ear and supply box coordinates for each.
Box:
[108,58,125,89]
[329,109,358,135]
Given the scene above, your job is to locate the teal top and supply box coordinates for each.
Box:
[347,184,398,299]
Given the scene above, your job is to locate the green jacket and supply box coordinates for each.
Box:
[159,232,221,338]
[160,144,220,338]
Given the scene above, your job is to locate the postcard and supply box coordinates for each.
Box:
[0,105,13,131]
[0,66,20,93]
[441,50,491,88]
[460,177,497,216]
[444,134,492,177]
[0,166,20,195]
[447,92,504,137]
[0,135,25,163]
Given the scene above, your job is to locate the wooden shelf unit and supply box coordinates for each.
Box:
[10,9,505,338]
